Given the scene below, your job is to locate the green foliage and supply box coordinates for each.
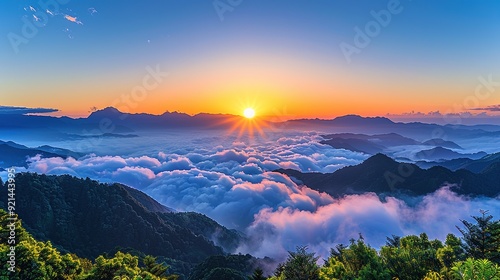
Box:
[0,210,177,280]
[422,271,445,280]
[457,210,500,264]
[202,267,247,280]
[282,246,320,280]
[143,255,169,278]
[0,209,83,280]
[452,258,500,280]
[187,254,256,280]
[320,237,390,280]
[249,267,267,280]
[380,233,443,280]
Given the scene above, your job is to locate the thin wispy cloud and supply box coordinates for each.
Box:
[0,106,58,115]
[470,104,500,112]
[88,8,98,15]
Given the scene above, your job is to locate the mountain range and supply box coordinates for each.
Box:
[0,140,83,168]
[2,108,500,142]
[278,153,500,197]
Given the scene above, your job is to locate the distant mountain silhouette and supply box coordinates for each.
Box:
[414,147,487,161]
[416,152,500,173]
[284,115,500,141]
[0,140,75,168]
[320,133,420,154]
[87,107,236,130]
[277,153,500,197]
[2,108,500,142]
[330,115,395,126]
[36,145,84,158]
[422,138,462,149]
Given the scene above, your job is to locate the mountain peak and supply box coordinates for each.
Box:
[88,107,123,118]
[332,115,394,125]
[362,153,398,167]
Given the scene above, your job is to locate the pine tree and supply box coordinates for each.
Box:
[249,267,266,280]
[283,246,320,280]
[457,210,500,263]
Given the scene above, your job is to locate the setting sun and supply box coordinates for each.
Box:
[243,108,256,119]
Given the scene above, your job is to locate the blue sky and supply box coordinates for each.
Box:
[1,0,500,118]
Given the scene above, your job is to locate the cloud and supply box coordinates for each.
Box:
[238,186,500,260]
[0,106,58,115]
[470,105,500,112]
[88,8,98,15]
[385,110,500,125]
[18,132,500,263]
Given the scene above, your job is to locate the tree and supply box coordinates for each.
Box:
[380,233,443,280]
[143,255,168,277]
[321,237,390,280]
[457,210,500,263]
[249,268,266,280]
[0,209,84,280]
[282,246,320,280]
[435,234,466,278]
[423,271,445,280]
[452,258,500,280]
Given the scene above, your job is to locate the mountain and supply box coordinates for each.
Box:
[320,133,420,154]
[422,138,462,149]
[2,108,500,143]
[320,137,385,154]
[0,173,241,272]
[277,153,500,197]
[284,116,500,141]
[86,107,237,130]
[0,140,85,168]
[329,115,395,126]
[414,147,487,161]
[0,141,67,168]
[416,152,500,173]
[36,145,84,159]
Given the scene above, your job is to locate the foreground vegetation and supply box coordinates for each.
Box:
[0,209,179,279]
[264,210,500,280]
[1,209,499,279]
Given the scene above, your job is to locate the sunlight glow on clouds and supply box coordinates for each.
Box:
[18,133,500,261]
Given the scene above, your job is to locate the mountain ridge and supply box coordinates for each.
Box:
[277,153,500,197]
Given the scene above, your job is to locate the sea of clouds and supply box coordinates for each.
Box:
[5,131,500,261]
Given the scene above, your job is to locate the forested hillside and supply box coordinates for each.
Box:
[0,173,241,277]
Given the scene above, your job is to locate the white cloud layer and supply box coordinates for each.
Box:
[12,132,500,261]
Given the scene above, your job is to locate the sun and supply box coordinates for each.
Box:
[243,108,256,119]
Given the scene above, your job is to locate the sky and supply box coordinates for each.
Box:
[1,0,500,119]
